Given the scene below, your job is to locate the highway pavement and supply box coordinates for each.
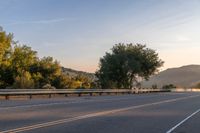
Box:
[0,92,200,133]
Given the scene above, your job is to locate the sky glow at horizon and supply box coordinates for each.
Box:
[1,0,200,72]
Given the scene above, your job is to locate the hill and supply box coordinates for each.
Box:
[142,65,200,88]
[61,67,96,81]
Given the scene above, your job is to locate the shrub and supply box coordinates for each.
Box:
[42,84,55,89]
[162,84,176,89]
[13,71,35,89]
[152,84,158,89]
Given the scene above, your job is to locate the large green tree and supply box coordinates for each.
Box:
[0,27,13,64]
[11,45,38,75]
[0,27,13,88]
[10,45,38,88]
[96,43,164,89]
[33,56,62,88]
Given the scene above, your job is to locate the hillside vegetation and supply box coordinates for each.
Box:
[62,67,96,81]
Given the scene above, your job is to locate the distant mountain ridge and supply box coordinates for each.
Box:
[61,67,96,80]
[142,65,200,88]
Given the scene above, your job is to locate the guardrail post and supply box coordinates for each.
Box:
[5,95,9,100]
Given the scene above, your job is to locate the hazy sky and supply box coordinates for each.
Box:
[1,0,200,72]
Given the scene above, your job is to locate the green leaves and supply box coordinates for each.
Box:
[13,71,35,89]
[11,45,38,74]
[0,27,13,65]
[96,43,164,89]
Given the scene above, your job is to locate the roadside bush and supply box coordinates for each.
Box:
[194,83,200,89]
[42,84,55,89]
[152,84,158,89]
[162,84,176,89]
[13,71,35,89]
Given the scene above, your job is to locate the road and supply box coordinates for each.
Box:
[0,92,200,133]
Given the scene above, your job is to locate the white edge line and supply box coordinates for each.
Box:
[166,108,200,133]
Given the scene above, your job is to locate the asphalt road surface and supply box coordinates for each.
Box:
[0,92,200,133]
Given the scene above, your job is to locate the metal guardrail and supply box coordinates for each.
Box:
[171,88,200,92]
[0,89,170,100]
